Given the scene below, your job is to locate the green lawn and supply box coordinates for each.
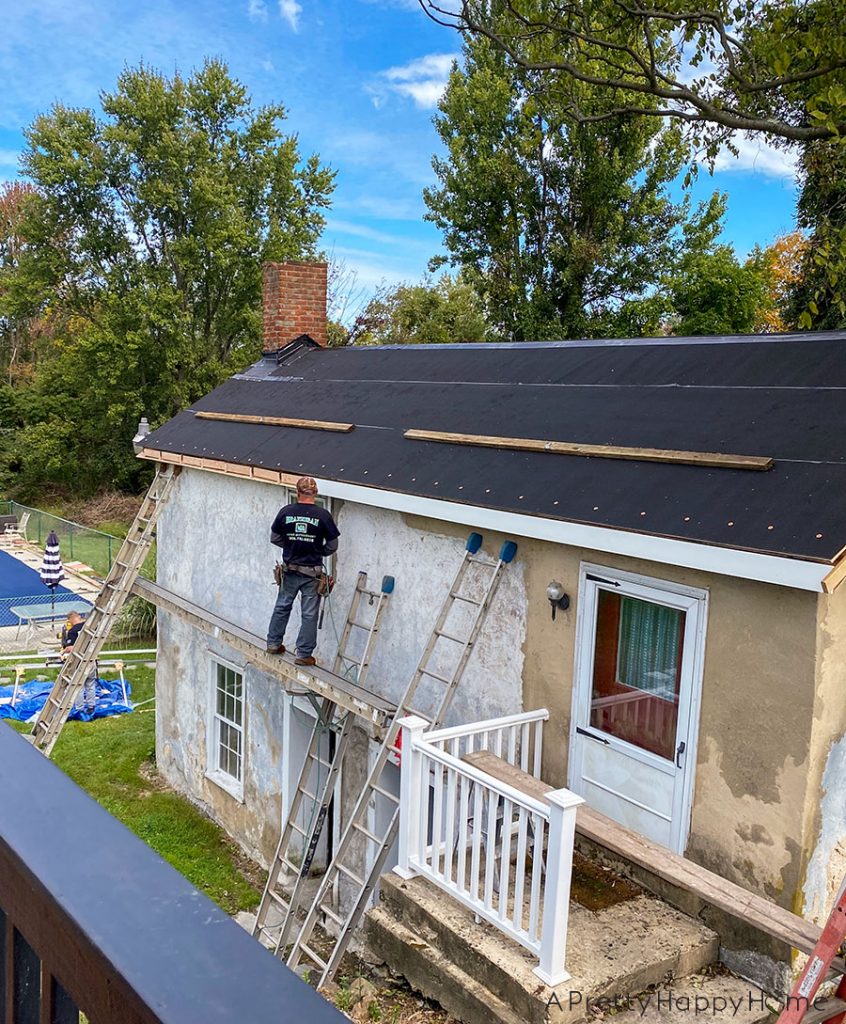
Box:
[4,664,262,916]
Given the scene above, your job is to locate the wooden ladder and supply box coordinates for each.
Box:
[285,532,518,987]
[31,465,179,756]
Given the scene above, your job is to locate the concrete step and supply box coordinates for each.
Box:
[367,873,720,1024]
[602,973,773,1024]
[367,905,526,1024]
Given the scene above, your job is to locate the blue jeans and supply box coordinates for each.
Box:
[267,572,320,657]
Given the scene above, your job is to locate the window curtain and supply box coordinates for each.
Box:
[617,597,683,697]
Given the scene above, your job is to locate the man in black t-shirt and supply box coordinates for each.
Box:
[266,476,340,666]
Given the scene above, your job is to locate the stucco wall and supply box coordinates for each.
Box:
[154,468,526,863]
[154,466,826,910]
[802,583,846,924]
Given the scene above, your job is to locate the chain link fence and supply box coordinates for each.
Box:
[0,502,117,577]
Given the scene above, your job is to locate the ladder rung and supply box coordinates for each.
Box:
[336,862,365,887]
[269,890,291,909]
[435,629,465,643]
[320,904,344,926]
[297,942,328,970]
[353,822,383,845]
[371,784,400,804]
[289,822,308,837]
[404,708,434,725]
[299,786,318,803]
[804,998,846,1024]
[308,754,333,771]
[449,591,483,605]
[420,668,453,685]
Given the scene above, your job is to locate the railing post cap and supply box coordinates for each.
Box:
[546,787,584,811]
[396,714,429,731]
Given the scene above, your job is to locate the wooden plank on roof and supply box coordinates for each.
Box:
[195,410,354,433]
[463,750,826,959]
[405,429,773,471]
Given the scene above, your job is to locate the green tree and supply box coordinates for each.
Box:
[424,35,716,340]
[665,245,769,336]
[4,59,333,494]
[421,0,846,322]
[421,1,846,147]
[788,144,846,329]
[352,274,492,345]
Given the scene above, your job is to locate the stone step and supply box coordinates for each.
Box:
[602,973,773,1024]
[368,873,719,1024]
[367,905,526,1024]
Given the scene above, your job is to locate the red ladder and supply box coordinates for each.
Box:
[778,880,846,1024]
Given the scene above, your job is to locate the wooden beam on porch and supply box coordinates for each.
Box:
[463,750,835,969]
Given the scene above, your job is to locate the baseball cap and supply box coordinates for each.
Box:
[296,476,318,496]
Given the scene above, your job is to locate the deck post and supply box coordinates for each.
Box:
[533,787,584,988]
[394,715,429,880]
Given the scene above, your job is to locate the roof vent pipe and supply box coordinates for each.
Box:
[132,416,151,455]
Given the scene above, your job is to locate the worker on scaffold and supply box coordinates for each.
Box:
[266,476,340,666]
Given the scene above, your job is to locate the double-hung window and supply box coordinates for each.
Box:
[208,659,245,800]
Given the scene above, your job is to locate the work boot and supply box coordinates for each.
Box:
[266,643,286,654]
[295,655,316,666]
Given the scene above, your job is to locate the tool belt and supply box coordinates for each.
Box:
[273,562,335,596]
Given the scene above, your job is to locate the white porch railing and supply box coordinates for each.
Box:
[394,710,583,987]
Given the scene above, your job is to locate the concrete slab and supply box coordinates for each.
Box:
[590,974,773,1024]
[367,873,719,1024]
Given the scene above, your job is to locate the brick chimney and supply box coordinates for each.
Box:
[262,260,328,350]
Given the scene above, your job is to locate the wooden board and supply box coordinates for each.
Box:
[463,750,826,960]
[132,577,395,728]
[195,410,354,433]
[137,449,302,489]
[822,557,846,594]
[405,429,773,472]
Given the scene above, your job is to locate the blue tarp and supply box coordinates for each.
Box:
[0,676,133,723]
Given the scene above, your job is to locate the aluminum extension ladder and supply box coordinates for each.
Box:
[286,532,518,987]
[777,877,846,1024]
[31,465,179,756]
[253,571,395,954]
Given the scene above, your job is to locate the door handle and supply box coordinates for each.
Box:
[676,740,686,768]
[576,726,609,745]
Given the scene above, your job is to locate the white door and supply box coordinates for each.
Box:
[568,563,708,853]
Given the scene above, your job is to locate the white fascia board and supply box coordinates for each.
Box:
[319,478,829,593]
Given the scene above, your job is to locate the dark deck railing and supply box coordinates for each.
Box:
[0,724,346,1024]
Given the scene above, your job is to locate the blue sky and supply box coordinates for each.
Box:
[0,0,800,306]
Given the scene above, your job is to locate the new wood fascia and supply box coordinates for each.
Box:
[136,450,832,593]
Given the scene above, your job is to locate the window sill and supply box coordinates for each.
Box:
[205,769,244,804]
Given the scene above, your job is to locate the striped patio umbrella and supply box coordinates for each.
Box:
[39,531,65,618]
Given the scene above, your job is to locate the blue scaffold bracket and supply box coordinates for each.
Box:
[465,532,483,554]
[499,540,518,563]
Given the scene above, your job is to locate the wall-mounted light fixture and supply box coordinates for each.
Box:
[132,416,151,455]
[546,580,570,620]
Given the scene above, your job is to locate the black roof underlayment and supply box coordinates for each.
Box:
[142,331,846,563]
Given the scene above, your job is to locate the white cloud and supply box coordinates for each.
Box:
[370,52,458,109]
[0,150,21,168]
[248,0,268,21]
[713,132,799,181]
[279,0,301,30]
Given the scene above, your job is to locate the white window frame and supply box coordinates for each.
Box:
[206,655,247,802]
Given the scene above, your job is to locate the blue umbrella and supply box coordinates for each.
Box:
[39,531,65,619]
